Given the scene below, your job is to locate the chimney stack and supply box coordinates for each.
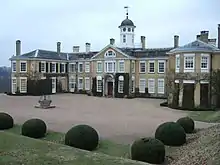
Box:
[174,35,179,48]
[218,24,220,48]
[200,31,209,43]
[16,40,21,56]
[85,43,91,53]
[110,38,115,45]
[73,46,80,53]
[57,42,61,55]
[141,36,146,49]
[196,34,201,40]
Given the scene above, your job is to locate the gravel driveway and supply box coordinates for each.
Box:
[0,94,213,144]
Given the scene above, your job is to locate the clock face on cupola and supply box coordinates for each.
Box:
[118,6,136,48]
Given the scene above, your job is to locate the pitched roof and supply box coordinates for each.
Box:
[168,40,220,54]
[69,51,99,61]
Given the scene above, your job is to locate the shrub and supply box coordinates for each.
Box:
[177,117,195,133]
[131,137,165,164]
[0,112,14,130]
[22,119,47,138]
[65,124,99,151]
[155,122,186,146]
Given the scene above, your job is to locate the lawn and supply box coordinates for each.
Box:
[0,131,145,165]
[189,111,220,123]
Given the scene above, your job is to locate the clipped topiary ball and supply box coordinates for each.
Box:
[22,118,47,138]
[131,137,165,164]
[65,124,99,151]
[155,122,186,146]
[177,117,195,133]
[0,112,14,130]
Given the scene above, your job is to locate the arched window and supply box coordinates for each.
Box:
[118,76,124,93]
[123,35,126,43]
[105,50,116,57]
[128,28,131,32]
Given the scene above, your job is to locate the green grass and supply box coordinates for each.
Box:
[189,111,220,123]
[0,131,145,165]
[5,125,130,158]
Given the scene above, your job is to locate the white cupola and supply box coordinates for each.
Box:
[118,6,136,48]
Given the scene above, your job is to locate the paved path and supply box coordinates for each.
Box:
[0,94,215,144]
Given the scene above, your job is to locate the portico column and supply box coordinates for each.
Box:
[113,79,115,97]
[178,81,183,107]
[102,78,105,96]
[194,82,200,107]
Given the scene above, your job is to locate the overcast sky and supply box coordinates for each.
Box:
[0,0,219,66]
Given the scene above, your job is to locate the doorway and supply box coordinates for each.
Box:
[107,82,113,96]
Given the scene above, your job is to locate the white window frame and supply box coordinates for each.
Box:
[12,61,16,72]
[97,76,102,92]
[51,62,56,73]
[78,77,83,90]
[105,61,116,73]
[148,60,155,73]
[97,61,103,73]
[201,54,209,73]
[118,60,125,73]
[78,62,83,73]
[158,60,165,73]
[175,54,180,73]
[20,77,27,93]
[41,61,46,73]
[60,63,66,73]
[139,78,146,93]
[105,50,116,57]
[118,76,124,93]
[139,61,146,73]
[69,77,76,92]
[148,78,155,94]
[158,79,165,94]
[85,62,90,73]
[184,54,195,73]
[20,61,27,73]
[85,77,90,90]
[132,61,135,73]
[69,63,76,73]
[11,77,17,94]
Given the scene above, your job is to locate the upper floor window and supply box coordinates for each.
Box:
[105,50,116,57]
[118,60,125,72]
[148,61,155,73]
[41,61,46,73]
[175,55,180,73]
[132,61,135,73]
[20,61,27,72]
[85,62,90,73]
[139,61,146,73]
[158,60,165,73]
[12,61,16,72]
[201,54,209,72]
[78,62,83,73]
[60,63,65,73]
[51,62,56,73]
[105,61,116,73]
[97,61,102,73]
[123,35,126,43]
[184,54,195,72]
[69,63,76,72]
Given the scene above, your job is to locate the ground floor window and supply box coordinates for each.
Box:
[85,77,90,90]
[97,80,102,92]
[139,79,146,93]
[69,77,76,89]
[78,77,83,90]
[12,77,17,94]
[148,79,155,93]
[118,76,124,93]
[20,77,27,93]
[158,79,164,94]
[131,77,135,93]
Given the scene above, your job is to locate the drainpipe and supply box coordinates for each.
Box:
[209,53,213,107]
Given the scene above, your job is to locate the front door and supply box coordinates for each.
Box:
[108,82,113,96]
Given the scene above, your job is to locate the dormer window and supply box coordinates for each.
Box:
[105,50,116,57]
[123,35,126,43]
[128,28,131,32]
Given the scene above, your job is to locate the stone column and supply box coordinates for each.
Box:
[102,78,105,96]
[178,82,183,107]
[129,59,132,95]
[113,79,115,97]
[194,82,200,107]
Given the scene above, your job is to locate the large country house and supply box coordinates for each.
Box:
[9,10,220,108]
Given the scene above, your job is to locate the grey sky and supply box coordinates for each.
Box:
[0,0,219,66]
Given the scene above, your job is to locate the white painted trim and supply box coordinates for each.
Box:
[200,54,210,73]
[148,60,155,73]
[118,60,125,73]
[139,78,146,93]
[183,80,195,84]
[69,63,76,73]
[132,61,135,73]
[148,78,155,94]
[91,57,136,61]
[78,77,83,90]
[11,77,17,94]
[118,79,124,93]
[139,61,146,73]
[175,80,179,83]
[183,53,195,57]
[19,77,27,93]
[20,61,27,73]
[105,49,116,58]
[157,78,165,94]
[158,60,166,74]
[104,60,116,73]
[78,62,84,73]
[41,61,46,73]
[97,61,103,73]
[85,62,90,73]
[184,55,195,73]
[60,63,66,73]
[118,75,124,81]
[11,61,16,72]
[85,77,90,90]
[51,77,56,93]
[137,57,168,60]
[200,80,209,84]
[97,75,102,80]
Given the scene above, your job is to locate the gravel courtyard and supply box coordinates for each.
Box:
[0,94,214,144]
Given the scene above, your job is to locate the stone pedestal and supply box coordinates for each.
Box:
[35,95,56,109]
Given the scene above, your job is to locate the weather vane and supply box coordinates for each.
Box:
[124,6,129,19]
